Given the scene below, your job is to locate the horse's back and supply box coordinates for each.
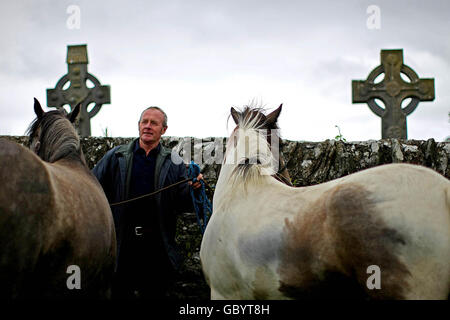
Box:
[0,139,116,299]
[0,139,54,298]
[340,163,449,226]
[204,162,450,300]
[319,163,450,299]
[278,163,450,300]
[0,139,53,237]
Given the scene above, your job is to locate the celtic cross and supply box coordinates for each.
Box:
[46,44,111,137]
[352,49,435,139]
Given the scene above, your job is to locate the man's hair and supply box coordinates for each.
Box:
[139,106,168,127]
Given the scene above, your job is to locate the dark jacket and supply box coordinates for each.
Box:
[92,138,193,271]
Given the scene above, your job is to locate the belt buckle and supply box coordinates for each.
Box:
[135,226,143,236]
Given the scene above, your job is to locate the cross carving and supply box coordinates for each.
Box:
[352,49,435,139]
[46,44,111,137]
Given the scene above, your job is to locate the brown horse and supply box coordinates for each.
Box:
[0,99,116,299]
[200,104,450,300]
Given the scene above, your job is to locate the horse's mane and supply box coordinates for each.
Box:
[26,110,83,163]
[226,105,281,189]
[229,104,280,131]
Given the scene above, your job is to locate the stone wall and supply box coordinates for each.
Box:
[6,135,449,185]
[2,135,449,299]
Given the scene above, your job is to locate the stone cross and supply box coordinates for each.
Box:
[47,44,111,137]
[352,49,434,139]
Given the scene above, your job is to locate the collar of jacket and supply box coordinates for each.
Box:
[114,138,172,198]
[114,138,171,157]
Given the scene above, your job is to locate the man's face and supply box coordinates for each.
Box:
[139,109,167,145]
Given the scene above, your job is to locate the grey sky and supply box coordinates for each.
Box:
[0,0,449,141]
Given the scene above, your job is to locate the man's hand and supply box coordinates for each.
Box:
[189,173,204,190]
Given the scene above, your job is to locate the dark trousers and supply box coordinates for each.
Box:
[112,228,174,300]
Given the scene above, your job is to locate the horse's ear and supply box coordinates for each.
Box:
[34,98,44,118]
[231,107,240,125]
[266,104,282,125]
[69,103,81,123]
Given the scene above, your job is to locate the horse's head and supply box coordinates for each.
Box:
[230,104,282,132]
[225,104,286,185]
[27,98,82,163]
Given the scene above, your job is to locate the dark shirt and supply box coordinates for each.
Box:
[128,141,161,235]
[129,141,160,199]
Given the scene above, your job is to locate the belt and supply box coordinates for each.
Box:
[134,226,152,236]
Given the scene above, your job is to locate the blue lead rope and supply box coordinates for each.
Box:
[188,161,213,234]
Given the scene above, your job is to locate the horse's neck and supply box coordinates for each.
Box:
[51,157,83,169]
[39,118,82,164]
[214,163,270,209]
[216,163,235,186]
[51,156,89,174]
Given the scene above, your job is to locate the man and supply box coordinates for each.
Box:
[92,106,203,299]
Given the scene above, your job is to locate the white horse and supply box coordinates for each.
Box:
[200,104,450,300]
